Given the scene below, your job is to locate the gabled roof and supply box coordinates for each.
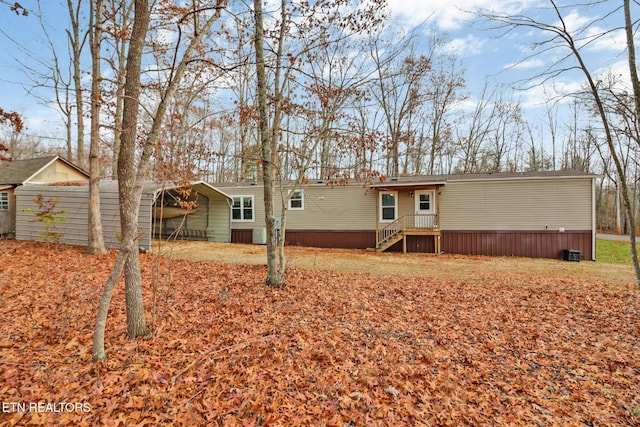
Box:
[0,155,88,185]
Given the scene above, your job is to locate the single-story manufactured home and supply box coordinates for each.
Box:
[217,170,596,260]
[14,180,233,249]
[0,156,89,236]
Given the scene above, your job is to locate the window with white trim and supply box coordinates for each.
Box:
[288,190,304,210]
[231,196,254,221]
[0,192,8,210]
[379,191,397,222]
[416,190,434,214]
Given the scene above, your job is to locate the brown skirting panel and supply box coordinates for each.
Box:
[285,230,376,249]
[231,229,376,249]
[441,230,593,260]
[231,229,253,244]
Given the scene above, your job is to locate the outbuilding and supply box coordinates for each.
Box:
[0,156,89,236]
[15,180,233,249]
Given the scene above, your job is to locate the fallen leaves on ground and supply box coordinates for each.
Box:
[0,241,638,426]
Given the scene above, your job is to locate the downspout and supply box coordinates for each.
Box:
[374,188,379,247]
[226,196,232,243]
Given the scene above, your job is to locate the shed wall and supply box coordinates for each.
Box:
[15,185,153,249]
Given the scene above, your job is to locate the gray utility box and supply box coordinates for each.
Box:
[252,227,267,244]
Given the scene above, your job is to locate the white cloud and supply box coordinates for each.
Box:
[503,58,545,71]
[557,10,626,53]
[385,0,541,31]
[443,35,486,56]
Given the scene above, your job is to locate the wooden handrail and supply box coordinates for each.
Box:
[376,214,438,247]
[376,216,404,247]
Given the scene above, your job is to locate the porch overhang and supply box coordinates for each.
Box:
[369,180,446,191]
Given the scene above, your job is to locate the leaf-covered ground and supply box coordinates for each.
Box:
[0,241,638,426]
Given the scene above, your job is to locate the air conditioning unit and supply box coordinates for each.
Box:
[252,227,267,244]
[562,249,581,262]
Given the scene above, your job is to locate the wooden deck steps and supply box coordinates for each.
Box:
[369,215,442,253]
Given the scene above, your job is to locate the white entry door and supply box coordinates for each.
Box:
[415,190,435,228]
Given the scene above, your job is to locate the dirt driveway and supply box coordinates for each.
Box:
[153,240,635,289]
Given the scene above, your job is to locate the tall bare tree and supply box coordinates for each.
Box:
[66,0,88,168]
[252,0,386,287]
[103,0,134,179]
[252,0,279,286]
[93,0,228,360]
[480,0,640,288]
[88,0,106,255]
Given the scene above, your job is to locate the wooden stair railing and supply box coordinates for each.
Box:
[374,214,439,252]
[376,216,405,249]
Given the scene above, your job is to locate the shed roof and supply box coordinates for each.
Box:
[96,180,233,201]
[0,156,88,185]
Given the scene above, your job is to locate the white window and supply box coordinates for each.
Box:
[0,192,8,210]
[379,191,397,222]
[415,190,435,214]
[288,190,304,210]
[231,196,254,222]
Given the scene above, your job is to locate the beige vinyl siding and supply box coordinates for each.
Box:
[15,185,153,249]
[184,194,209,231]
[208,193,231,242]
[439,177,593,231]
[223,184,376,230]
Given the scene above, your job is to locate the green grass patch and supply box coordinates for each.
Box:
[596,238,638,264]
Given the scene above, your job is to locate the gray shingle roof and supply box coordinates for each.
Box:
[213,169,596,188]
[0,156,88,185]
[0,156,58,185]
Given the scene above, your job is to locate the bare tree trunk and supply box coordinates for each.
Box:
[111,63,125,180]
[253,0,279,287]
[88,0,106,255]
[106,0,133,180]
[92,247,128,360]
[125,248,146,336]
[623,0,640,289]
[66,0,86,168]
[93,0,150,360]
[117,0,150,340]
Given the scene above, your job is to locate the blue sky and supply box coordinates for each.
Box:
[393,1,633,106]
[0,0,636,150]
